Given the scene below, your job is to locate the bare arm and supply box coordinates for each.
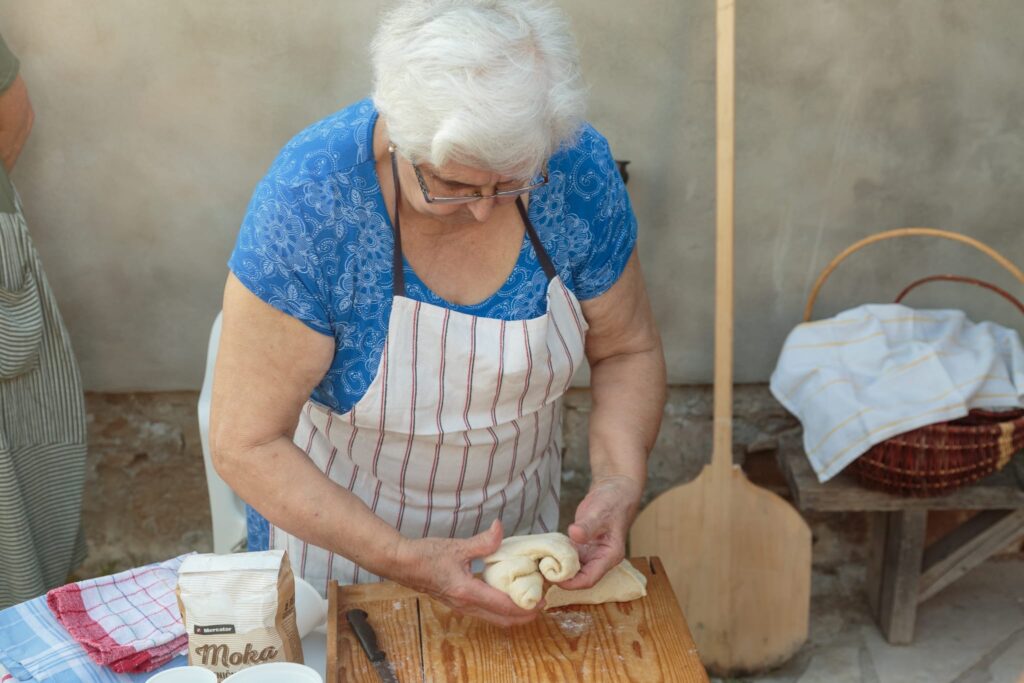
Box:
[0,75,33,172]
[211,274,404,575]
[558,249,667,589]
[583,249,666,485]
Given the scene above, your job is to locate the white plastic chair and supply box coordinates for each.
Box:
[197,311,248,553]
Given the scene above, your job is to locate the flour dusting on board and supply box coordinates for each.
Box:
[551,610,592,637]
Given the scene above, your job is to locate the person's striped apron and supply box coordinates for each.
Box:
[271,160,587,596]
[0,193,87,608]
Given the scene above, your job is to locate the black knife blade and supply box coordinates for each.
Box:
[345,608,400,683]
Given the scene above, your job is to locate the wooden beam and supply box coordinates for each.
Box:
[918,509,1024,603]
[864,512,888,619]
[877,510,927,644]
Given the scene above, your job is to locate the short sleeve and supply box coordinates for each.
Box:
[228,171,333,336]
[570,132,638,301]
[0,34,19,94]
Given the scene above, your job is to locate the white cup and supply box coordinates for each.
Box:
[293,576,328,638]
[222,662,323,682]
[145,666,218,683]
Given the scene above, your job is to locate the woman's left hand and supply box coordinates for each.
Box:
[556,475,643,591]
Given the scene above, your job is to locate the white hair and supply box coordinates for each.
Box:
[371,0,586,178]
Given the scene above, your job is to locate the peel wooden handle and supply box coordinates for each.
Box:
[713,0,736,472]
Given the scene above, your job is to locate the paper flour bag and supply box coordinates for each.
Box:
[176,550,303,680]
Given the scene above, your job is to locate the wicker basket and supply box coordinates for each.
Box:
[803,229,1024,497]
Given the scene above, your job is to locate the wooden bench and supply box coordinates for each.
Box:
[777,450,1024,644]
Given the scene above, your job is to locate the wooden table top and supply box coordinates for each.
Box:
[778,449,1024,512]
[327,556,708,683]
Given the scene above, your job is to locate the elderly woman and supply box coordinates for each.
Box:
[212,0,665,626]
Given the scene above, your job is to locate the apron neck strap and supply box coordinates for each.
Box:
[389,149,558,299]
[390,149,407,297]
[516,197,558,282]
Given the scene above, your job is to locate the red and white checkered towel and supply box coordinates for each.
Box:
[45,554,191,674]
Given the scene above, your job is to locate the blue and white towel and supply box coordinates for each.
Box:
[0,593,185,683]
[771,304,1024,482]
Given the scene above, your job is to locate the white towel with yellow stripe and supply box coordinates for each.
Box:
[770,304,1024,483]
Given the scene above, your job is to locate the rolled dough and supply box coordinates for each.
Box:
[544,559,648,609]
[482,533,648,611]
[482,532,580,610]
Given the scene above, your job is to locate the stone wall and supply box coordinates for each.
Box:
[78,386,1020,580]
[78,385,877,579]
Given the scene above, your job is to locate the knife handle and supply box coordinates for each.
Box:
[346,609,386,663]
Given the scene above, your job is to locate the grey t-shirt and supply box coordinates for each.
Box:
[0,32,20,214]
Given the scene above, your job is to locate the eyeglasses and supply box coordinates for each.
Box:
[390,145,547,205]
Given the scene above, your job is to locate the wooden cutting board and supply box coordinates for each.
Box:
[326,557,708,683]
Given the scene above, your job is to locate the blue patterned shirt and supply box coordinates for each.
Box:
[229,98,637,419]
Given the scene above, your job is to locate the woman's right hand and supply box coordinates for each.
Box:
[390,519,541,627]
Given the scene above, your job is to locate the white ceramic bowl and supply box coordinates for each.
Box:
[223,662,323,683]
[293,576,327,638]
[145,666,218,683]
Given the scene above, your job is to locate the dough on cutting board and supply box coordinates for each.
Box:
[483,532,580,610]
[482,533,648,611]
[544,559,648,610]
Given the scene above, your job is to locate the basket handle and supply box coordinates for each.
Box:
[803,228,1024,322]
[894,275,1024,316]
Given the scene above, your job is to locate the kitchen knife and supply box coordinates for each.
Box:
[345,608,400,683]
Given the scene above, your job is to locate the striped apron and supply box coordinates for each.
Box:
[0,193,87,608]
[271,161,588,596]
